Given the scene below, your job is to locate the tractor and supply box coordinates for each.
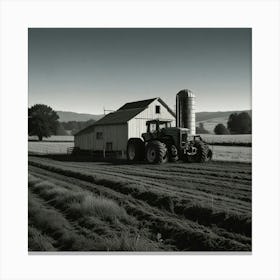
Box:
[126,119,212,164]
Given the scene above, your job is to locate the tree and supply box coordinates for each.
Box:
[28,104,59,141]
[214,123,229,135]
[227,112,251,134]
[196,122,209,134]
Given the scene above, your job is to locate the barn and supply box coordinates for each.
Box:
[74,97,176,158]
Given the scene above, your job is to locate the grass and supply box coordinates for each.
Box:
[28,157,252,251]
[28,225,56,251]
[29,175,134,225]
[28,142,73,154]
[69,196,131,223]
[29,194,85,251]
[210,145,251,162]
[29,174,163,251]
[29,194,162,251]
[200,134,252,146]
[174,202,251,236]
[29,160,251,235]
[28,135,74,142]
[93,231,162,251]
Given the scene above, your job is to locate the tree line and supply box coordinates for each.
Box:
[196,112,252,135]
[56,119,96,135]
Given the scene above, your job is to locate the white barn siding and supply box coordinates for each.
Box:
[75,131,95,150]
[128,99,175,139]
[75,124,128,152]
[93,124,128,151]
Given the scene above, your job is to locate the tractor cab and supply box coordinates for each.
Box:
[142,119,172,142]
[146,119,172,133]
[142,119,191,149]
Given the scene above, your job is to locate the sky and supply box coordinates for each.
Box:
[28,28,251,114]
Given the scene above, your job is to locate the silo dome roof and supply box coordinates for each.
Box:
[177,89,195,97]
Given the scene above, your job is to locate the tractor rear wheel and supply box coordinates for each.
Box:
[145,140,168,164]
[126,138,145,162]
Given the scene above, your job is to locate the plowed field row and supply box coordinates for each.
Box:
[28,156,251,251]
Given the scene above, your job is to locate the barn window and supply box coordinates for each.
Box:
[106,142,113,151]
[155,105,161,114]
[96,132,103,140]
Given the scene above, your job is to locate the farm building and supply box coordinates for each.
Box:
[74,97,176,157]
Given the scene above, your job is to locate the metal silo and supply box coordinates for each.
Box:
[176,89,196,135]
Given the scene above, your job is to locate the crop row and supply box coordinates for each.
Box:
[29,158,251,237]
[29,168,250,251]
[29,174,163,251]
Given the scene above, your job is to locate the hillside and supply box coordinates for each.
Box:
[56,111,104,122]
[56,109,251,134]
[57,109,251,123]
[196,110,251,122]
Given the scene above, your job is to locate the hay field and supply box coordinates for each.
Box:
[28,156,251,252]
[28,135,74,142]
[200,134,252,146]
[28,142,74,155]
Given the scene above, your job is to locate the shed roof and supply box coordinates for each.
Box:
[75,97,175,136]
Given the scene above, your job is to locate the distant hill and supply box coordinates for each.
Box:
[196,110,252,133]
[57,109,251,123]
[56,111,104,122]
[196,110,251,122]
[55,109,251,134]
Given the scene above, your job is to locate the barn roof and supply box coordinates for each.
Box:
[118,98,157,111]
[95,108,144,126]
[117,98,175,118]
[75,108,144,136]
[74,97,175,136]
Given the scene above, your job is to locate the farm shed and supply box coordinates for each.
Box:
[74,97,176,158]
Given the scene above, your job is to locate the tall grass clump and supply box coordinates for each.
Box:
[29,175,133,225]
[28,226,56,251]
[68,195,131,224]
[29,197,100,251]
[94,231,163,251]
[28,174,41,186]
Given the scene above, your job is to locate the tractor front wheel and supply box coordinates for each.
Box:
[145,140,168,164]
